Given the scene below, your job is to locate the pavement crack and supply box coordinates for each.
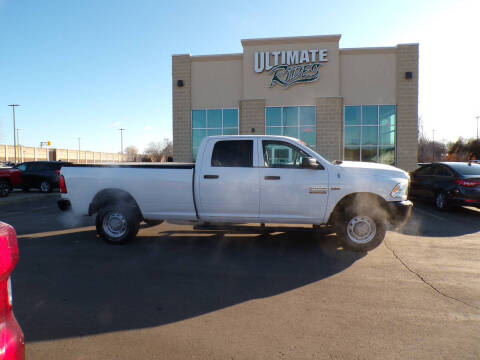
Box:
[384,239,480,311]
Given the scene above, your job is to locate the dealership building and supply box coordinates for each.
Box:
[172,34,418,170]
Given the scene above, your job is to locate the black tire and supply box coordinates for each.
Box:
[0,180,10,197]
[40,180,52,193]
[434,192,448,210]
[335,209,386,252]
[144,220,164,227]
[96,205,140,244]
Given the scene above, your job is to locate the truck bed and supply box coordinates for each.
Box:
[61,162,195,169]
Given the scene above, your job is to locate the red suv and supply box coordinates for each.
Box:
[0,167,22,197]
[0,222,25,359]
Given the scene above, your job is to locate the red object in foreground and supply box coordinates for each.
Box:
[0,223,25,360]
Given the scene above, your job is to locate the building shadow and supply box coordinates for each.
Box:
[12,227,364,342]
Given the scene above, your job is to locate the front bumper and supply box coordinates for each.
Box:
[386,200,413,226]
[57,198,71,211]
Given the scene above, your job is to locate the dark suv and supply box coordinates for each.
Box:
[15,161,69,193]
[409,162,480,209]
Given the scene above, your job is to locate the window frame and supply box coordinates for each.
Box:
[265,105,316,149]
[192,108,239,159]
[210,139,254,168]
[262,140,311,169]
[343,104,396,165]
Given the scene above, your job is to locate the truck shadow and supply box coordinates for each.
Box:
[13,226,364,342]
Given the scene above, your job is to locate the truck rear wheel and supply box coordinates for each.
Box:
[336,210,386,252]
[96,206,140,244]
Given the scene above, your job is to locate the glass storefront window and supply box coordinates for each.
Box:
[192,108,239,160]
[344,105,396,165]
[265,106,316,149]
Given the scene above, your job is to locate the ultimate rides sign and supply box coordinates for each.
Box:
[254,49,328,88]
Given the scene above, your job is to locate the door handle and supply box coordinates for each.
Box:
[204,175,219,179]
[264,176,281,180]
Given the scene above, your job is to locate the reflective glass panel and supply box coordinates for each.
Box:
[362,106,378,125]
[345,106,361,125]
[266,107,282,126]
[344,126,361,145]
[344,146,360,161]
[379,105,395,126]
[223,109,238,128]
[362,126,378,145]
[283,107,298,127]
[300,106,315,126]
[284,127,298,138]
[207,128,222,136]
[361,146,378,162]
[192,110,206,128]
[223,128,238,135]
[207,109,222,128]
[300,126,315,147]
[192,129,207,148]
[266,127,282,135]
[380,125,395,146]
[379,146,395,165]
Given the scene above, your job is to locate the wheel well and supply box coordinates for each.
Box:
[89,188,143,219]
[328,192,389,225]
[0,178,11,189]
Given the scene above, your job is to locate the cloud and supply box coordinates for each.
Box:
[112,121,122,129]
[144,125,152,131]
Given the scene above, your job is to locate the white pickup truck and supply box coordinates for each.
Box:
[58,135,412,251]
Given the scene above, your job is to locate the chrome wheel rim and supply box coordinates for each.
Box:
[0,183,8,196]
[40,181,50,192]
[103,211,128,239]
[347,216,376,244]
[436,193,445,208]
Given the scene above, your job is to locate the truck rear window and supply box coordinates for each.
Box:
[211,140,253,167]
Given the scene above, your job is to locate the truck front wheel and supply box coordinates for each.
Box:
[336,211,386,252]
[96,206,140,244]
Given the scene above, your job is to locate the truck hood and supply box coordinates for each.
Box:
[335,161,409,180]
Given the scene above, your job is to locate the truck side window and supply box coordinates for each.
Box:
[263,141,309,168]
[211,140,253,167]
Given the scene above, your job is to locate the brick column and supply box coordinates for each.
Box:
[316,97,343,162]
[172,54,192,162]
[396,44,419,171]
[239,99,266,135]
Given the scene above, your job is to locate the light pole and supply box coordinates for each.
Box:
[476,116,480,140]
[77,137,81,164]
[8,104,20,163]
[118,128,125,161]
[432,129,435,162]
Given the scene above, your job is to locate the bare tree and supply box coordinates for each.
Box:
[144,142,164,162]
[125,145,138,161]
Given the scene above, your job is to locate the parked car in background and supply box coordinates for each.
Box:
[0,222,25,360]
[0,166,22,197]
[409,162,480,209]
[15,161,70,193]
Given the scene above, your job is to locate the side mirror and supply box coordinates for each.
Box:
[301,157,322,170]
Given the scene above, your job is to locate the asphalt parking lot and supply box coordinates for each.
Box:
[1,194,479,359]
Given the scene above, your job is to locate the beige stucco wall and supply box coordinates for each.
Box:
[191,57,243,109]
[242,37,340,106]
[340,49,396,105]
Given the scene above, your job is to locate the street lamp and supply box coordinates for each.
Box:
[118,128,125,160]
[8,104,20,163]
[476,116,480,140]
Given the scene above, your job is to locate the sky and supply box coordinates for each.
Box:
[0,0,479,153]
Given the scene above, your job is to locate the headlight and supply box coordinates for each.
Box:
[391,182,408,199]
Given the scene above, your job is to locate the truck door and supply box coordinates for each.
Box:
[259,140,329,223]
[198,139,260,221]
